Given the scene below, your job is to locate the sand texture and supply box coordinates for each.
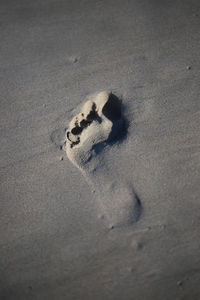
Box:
[66,91,141,227]
[0,0,200,299]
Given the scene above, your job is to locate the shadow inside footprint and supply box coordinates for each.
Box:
[102,93,122,121]
[92,93,128,154]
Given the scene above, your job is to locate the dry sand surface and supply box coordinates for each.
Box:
[0,0,200,299]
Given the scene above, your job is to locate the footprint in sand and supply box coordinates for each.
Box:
[65,91,142,228]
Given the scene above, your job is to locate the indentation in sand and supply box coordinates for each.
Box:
[65,91,142,227]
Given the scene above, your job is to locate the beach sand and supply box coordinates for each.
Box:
[0,0,200,299]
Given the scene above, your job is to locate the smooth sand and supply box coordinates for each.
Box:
[0,0,200,299]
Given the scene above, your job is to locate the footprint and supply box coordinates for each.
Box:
[65,91,141,228]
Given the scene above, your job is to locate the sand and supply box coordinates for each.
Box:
[0,0,200,299]
[65,91,141,227]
